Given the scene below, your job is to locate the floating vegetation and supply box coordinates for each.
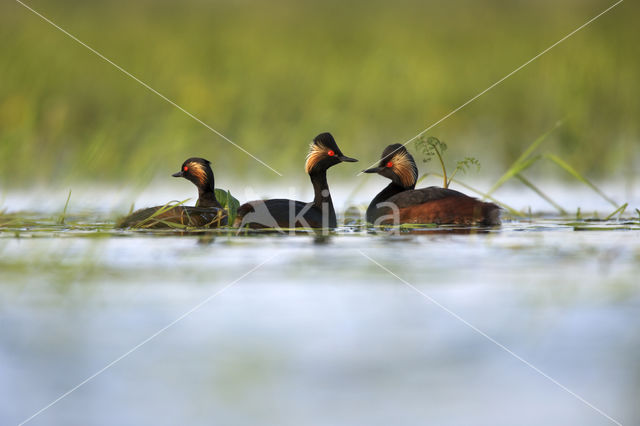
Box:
[573,226,640,231]
[1,212,639,238]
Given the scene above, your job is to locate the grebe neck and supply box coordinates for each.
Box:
[366,182,410,223]
[310,169,337,227]
[196,180,222,208]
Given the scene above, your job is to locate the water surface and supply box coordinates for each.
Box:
[1,217,639,426]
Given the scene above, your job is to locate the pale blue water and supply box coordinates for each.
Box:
[1,219,639,426]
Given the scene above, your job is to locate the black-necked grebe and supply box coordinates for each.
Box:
[363,144,500,226]
[234,133,357,229]
[117,157,227,228]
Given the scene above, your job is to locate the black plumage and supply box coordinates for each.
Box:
[234,133,357,229]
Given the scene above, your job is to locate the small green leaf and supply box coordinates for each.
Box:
[215,188,240,225]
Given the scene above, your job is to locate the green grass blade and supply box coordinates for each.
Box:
[544,154,618,208]
[486,154,543,197]
[605,202,627,220]
[57,189,72,225]
[132,198,191,229]
[487,120,563,196]
[515,174,566,215]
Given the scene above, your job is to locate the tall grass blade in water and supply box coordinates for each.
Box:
[515,175,567,215]
[487,120,563,196]
[544,154,618,208]
[57,190,72,225]
[490,154,543,193]
[484,120,620,213]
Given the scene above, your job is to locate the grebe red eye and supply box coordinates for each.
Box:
[183,166,189,172]
[386,161,393,168]
[328,150,335,156]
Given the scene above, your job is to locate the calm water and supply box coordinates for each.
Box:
[1,215,639,426]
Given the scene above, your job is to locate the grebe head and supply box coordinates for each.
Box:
[363,144,418,189]
[305,132,358,174]
[172,157,215,191]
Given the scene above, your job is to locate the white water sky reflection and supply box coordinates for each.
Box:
[2,178,639,217]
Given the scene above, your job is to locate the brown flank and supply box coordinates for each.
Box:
[380,197,500,226]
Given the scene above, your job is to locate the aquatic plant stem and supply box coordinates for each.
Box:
[434,147,448,188]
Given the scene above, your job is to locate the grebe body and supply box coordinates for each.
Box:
[364,144,500,226]
[117,157,227,229]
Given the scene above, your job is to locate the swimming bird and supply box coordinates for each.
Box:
[234,133,357,229]
[363,144,500,226]
[116,157,227,229]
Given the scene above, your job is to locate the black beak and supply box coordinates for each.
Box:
[362,166,384,174]
[172,171,184,177]
[338,155,358,163]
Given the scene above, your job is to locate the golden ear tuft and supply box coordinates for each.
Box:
[188,162,207,185]
[305,142,327,174]
[391,151,416,187]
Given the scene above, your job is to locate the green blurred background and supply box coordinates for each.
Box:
[1,0,638,188]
